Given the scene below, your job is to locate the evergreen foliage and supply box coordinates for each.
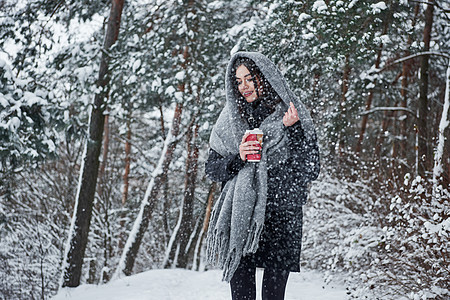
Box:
[0,58,59,183]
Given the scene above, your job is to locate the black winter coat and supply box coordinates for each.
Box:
[205,100,320,271]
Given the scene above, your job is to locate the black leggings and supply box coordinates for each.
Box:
[230,256,290,300]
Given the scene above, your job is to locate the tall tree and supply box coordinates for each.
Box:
[164,118,200,268]
[432,59,450,197]
[399,4,420,161]
[113,103,183,278]
[355,1,393,153]
[417,0,434,177]
[60,0,125,288]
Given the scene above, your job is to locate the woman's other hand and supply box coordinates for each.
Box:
[283,101,300,127]
[239,132,261,161]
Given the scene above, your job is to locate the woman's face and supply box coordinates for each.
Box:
[236,65,261,103]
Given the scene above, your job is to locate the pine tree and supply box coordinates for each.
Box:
[60,0,125,288]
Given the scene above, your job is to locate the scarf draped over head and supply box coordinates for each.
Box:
[206,51,316,282]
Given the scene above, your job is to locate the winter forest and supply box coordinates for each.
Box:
[0,0,449,299]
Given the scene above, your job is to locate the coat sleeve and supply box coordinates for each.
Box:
[285,121,320,184]
[205,149,246,183]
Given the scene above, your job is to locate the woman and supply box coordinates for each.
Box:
[205,52,320,300]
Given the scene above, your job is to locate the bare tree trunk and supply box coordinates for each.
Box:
[193,182,217,270]
[417,0,434,177]
[375,98,394,158]
[102,201,112,283]
[87,259,96,284]
[162,0,197,265]
[355,5,391,153]
[159,104,166,140]
[99,113,110,179]
[338,54,350,157]
[400,5,420,160]
[178,122,200,268]
[157,104,171,244]
[311,73,320,106]
[355,52,381,153]
[117,115,131,251]
[400,59,409,153]
[98,113,112,283]
[158,102,171,244]
[389,72,405,163]
[122,117,132,206]
[202,182,216,234]
[60,0,125,288]
[432,60,450,198]
[164,119,200,269]
[113,103,183,279]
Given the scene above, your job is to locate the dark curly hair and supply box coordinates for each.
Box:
[230,57,281,123]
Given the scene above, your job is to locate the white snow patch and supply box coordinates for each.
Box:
[174,92,183,101]
[366,82,375,89]
[312,1,328,13]
[132,59,141,72]
[53,269,347,300]
[126,75,137,84]
[371,2,387,14]
[0,94,8,107]
[151,77,162,91]
[228,18,258,37]
[74,66,94,83]
[8,116,21,132]
[230,41,242,55]
[298,13,311,23]
[165,86,176,95]
[380,34,390,44]
[24,91,46,106]
[175,71,185,81]
[302,33,315,40]
[44,139,56,152]
[424,221,444,235]
[348,0,358,9]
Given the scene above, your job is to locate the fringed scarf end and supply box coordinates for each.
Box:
[206,229,230,267]
[243,222,264,255]
[221,248,239,282]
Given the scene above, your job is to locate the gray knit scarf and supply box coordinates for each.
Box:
[206,52,316,282]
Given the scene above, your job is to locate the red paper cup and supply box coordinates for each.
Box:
[245,128,263,162]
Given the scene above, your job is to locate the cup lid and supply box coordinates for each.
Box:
[251,128,263,134]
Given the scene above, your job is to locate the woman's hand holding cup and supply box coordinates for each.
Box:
[239,132,261,161]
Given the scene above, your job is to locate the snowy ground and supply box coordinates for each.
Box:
[53,268,347,300]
